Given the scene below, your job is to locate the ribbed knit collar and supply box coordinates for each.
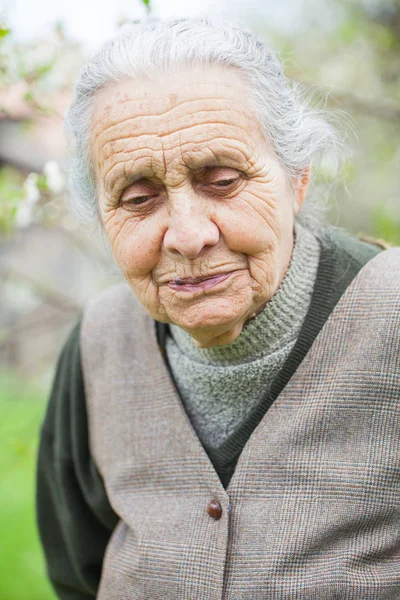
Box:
[169,223,320,365]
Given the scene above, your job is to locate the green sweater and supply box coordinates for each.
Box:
[36,228,381,600]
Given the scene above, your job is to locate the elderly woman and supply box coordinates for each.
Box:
[36,18,400,600]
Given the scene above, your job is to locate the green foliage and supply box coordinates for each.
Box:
[0,166,25,234]
[0,26,69,234]
[258,1,400,242]
[0,26,10,39]
[373,206,400,246]
[0,374,56,600]
[0,23,60,110]
[335,17,360,45]
[371,22,398,52]
[23,90,54,115]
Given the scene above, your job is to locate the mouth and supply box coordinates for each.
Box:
[168,271,234,292]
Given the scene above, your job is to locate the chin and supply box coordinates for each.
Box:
[168,297,251,338]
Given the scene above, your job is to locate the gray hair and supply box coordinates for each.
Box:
[64,17,344,228]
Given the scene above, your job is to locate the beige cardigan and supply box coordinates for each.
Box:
[80,249,400,599]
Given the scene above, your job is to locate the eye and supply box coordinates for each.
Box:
[119,178,160,208]
[212,178,239,187]
[125,195,152,205]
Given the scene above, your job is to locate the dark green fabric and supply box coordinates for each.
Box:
[36,322,119,600]
[36,228,381,600]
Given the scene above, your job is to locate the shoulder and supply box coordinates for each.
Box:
[84,281,144,321]
[319,227,400,285]
[44,284,143,392]
[81,282,150,342]
[319,227,383,269]
[80,282,157,374]
[317,227,390,291]
[319,230,400,327]
[350,247,400,296]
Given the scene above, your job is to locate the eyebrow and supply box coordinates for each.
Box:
[185,149,248,169]
[107,148,250,193]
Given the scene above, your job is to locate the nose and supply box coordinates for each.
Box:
[163,199,220,259]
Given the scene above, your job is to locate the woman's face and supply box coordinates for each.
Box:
[91,66,309,347]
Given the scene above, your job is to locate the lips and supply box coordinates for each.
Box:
[173,273,226,285]
[168,271,233,292]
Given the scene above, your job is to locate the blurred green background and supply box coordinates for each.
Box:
[0,0,399,598]
[0,375,56,599]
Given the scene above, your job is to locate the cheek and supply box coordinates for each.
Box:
[104,210,163,278]
[217,185,284,256]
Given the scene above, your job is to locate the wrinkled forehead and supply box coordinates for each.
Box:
[91,65,250,135]
[89,67,268,191]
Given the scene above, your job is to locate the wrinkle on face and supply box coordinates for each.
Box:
[91,84,252,139]
[91,66,306,347]
[92,78,265,195]
[101,132,258,202]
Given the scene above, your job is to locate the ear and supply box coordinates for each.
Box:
[293,165,311,214]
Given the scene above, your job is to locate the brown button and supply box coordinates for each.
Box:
[207,499,222,520]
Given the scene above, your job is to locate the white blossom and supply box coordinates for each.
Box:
[15,172,41,228]
[43,160,65,194]
[23,172,41,205]
[15,202,34,228]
